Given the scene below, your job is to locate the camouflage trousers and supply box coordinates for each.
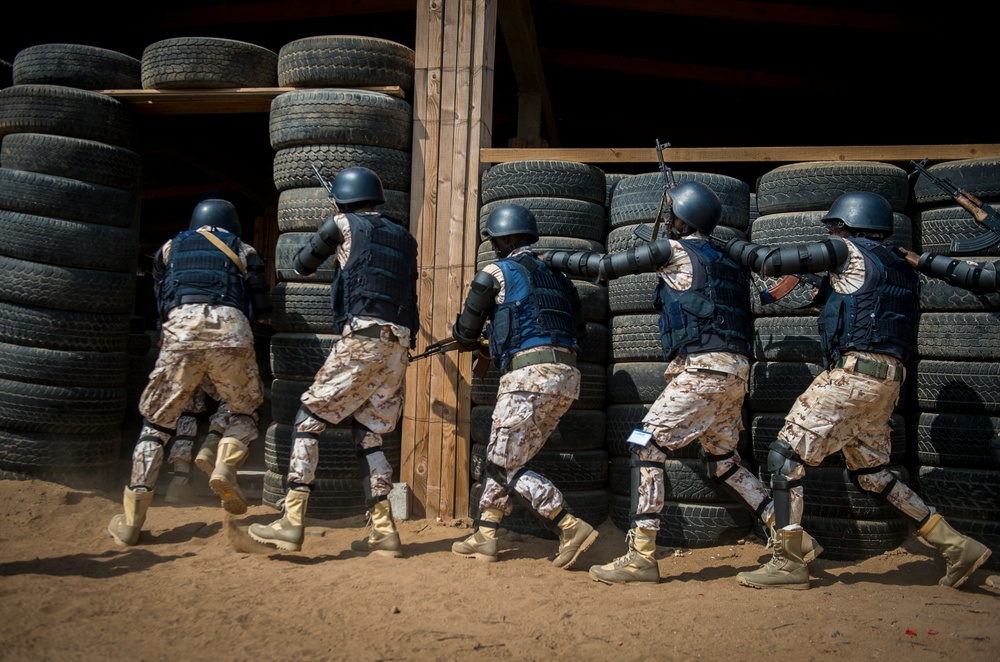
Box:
[131,347,263,488]
[777,361,929,524]
[288,334,407,494]
[479,371,579,518]
[167,381,231,464]
[633,368,769,531]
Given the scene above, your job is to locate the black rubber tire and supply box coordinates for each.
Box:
[911,360,1000,415]
[0,84,138,150]
[916,312,1000,360]
[0,167,138,228]
[606,361,669,405]
[269,332,340,381]
[0,208,137,273]
[0,341,128,388]
[750,210,913,251]
[794,514,908,562]
[478,197,607,243]
[608,171,751,231]
[277,35,415,92]
[141,37,278,89]
[914,466,1000,521]
[469,405,607,451]
[755,161,909,214]
[0,133,141,190]
[915,204,1000,256]
[270,282,336,334]
[609,456,735,503]
[262,470,367,520]
[748,361,825,413]
[269,89,412,151]
[609,313,662,362]
[0,255,135,314]
[752,315,822,363]
[0,378,126,434]
[914,412,1000,468]
[264,422,401,479]
[480,160,607,206]
[607,272,658,315]
[274,232,336,282]
[749,272,822,317]
[13,43,142,90]
[912,157,1000,206]
[608,494,753,548]
[0,300,129,353]
[0,426,120,473]
[277,187,410,232]
[272,144,411,193]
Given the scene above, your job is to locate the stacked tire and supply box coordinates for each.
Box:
[264,36,415,518]
[470,159,611,539]
[908,156,1000,571]
[0,44,144,489]
[604,170,756,548]
[748,161,914,560]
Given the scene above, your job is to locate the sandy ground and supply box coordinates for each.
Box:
[0,477,998,662]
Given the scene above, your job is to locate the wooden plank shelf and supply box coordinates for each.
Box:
[103,86,406,114]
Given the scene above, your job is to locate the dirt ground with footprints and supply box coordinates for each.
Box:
[0,478,997,661]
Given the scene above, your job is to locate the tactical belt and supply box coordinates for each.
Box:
[352,325,400,343]
[509,346,576,372]
[835,355,903,382]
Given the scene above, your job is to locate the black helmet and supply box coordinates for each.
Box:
[482,204,539,243]
[332,167,386,206]
[822,191,893,238]
[190,198,241,235]
[670,181,722,235]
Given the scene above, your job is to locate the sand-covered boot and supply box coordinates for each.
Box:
[452,508,502,562]
[589,528,659,584]
[107,487,154,546]
[208,437,249,514]
[351,499,402,558]
[552,511,599,569]
[918,513,992,588]
[194,427,223,476]
[248,489,309,551]
[164,461,194,505]
[738,525,810,590]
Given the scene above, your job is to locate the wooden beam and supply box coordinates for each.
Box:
[497,0,558,146]
[480,144,1000,165]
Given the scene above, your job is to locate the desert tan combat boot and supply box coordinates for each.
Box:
[552,510,599,569]
[107,487,154,546]
[764,514,823,563]
[208,437,249,514]
[194,427,224,476]
[164,461,194,504]
[248,489,309,551]
[738,525,810,590]
[351,499,403,558]
[917,513,992,588]
[452,508,502,562]
[589,528,660,584]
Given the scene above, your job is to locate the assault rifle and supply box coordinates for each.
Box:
[311,162,341,214]
[632,139,676,242]
[409,337,491,377]
[911,158,1000,255]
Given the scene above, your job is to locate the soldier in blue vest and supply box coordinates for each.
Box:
[108,199,272,546]
[249,167,419,556]
[726,191,991,589]
[544,181,796,584]
[449,203,598,568]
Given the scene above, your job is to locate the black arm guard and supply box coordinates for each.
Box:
[453,270,499,350]
[245,252,272,320]
[151,245,167,298]
[294,215,344,276]
[542,250,605,280]
[759,237,849,277]
[724,239,774,273]
[918,252,1000,293]
[599,238,673,280]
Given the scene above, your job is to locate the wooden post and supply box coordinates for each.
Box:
[402,0,496,519]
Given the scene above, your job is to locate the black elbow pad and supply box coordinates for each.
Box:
[725,239,772,273]
[294,216,343,276]
[454,270,499,341]
[761,239,848,277]
[601,238,673,280]
[543,250,604,280]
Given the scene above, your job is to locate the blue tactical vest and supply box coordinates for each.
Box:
[158,229,249,320]
[818,236,918,365]
[486,252,577,373]
[330,213,419,346]
[655,238,750,361]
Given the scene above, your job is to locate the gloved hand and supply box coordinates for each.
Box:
[451,315,483,351]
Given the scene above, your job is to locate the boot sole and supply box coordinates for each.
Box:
[209,477,247,515]
[194,457,215,476]
[588,571,659,585]
[553,529,600,570]
[947,548,992,589]
[248,528,301,552]
[452,550,498,562]
[737,577,810,590]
